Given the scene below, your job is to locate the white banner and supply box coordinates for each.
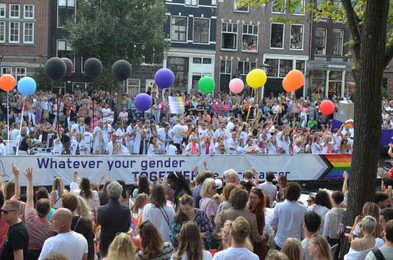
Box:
[0,154,345,186]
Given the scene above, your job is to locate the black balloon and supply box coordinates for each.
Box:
[44,57,67,81]
[61,57,74,77]
[112,60,132,81]
[84,58,103,78]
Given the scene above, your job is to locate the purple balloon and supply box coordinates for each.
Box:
[134,93,152,112]
[154,68,175,89]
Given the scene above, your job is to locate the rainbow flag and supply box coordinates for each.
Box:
[320,154,352,180]
[276,147,286,154]
[169,96,185,114]
[343,120,354,131]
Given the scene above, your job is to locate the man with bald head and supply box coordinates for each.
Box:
[39,208,88,260]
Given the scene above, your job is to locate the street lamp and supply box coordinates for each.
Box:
[260,62,269,100]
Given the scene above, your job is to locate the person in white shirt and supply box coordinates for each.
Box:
[82,127,93,155]
[213,216,258,260]
[270,182,307,249]
[170,120,188,152]
[166,141,178,155]
[93,119,110,154]
[226,131,239,155]
[71,132,88,155]
[0,137,6,155]
[185,136,200,155]
[157,122,170,154]
[200,135,215,155]
[10,123,20,154]
[258,171,277,207]
[39,208,88,260]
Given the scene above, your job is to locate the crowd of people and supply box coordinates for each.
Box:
[1,160,393,260]
[2,88,386,156]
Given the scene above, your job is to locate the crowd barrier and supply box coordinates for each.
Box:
[0,154,351,186]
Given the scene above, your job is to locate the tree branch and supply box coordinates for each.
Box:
[341,0,362,61]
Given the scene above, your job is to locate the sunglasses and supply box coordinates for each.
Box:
[212,186,217,189]
[307,200,312,203]
[1,209,16,215]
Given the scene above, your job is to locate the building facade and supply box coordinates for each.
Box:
[215,0,311,98]
[0,0,49,81]
[164,0,217,94]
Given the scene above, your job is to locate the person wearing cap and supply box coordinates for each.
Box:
[97,181,131,257]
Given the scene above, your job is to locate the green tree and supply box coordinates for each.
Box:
[239,0,393,255]
[64,0,169,91]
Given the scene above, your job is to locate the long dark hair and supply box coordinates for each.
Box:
[167,171,192,207]
[79,177,92,199]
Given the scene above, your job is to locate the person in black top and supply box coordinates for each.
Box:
[1,199,29,260]
[19,131,35,155]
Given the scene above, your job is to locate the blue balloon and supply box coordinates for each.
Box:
[17,77,37,96]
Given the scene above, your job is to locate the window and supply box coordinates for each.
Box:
[57,40,73,58]
[1,67,12,75]
[24,4,34,19]
[332,29,344,56]
[279,60,293,77]
[266,59,279,77]
[193,18,209,44]
[311,70,326,99]
[270,23,284,49]
[0,4,5,18]
[9,22,20,43]
[238,61,257,75]
[203,58,211,64]
[15,67,26,81]
[170,16,187,42]
[0,22,5,43]
[296,60,305,73]
[193,58,202,64]
[58,0,75,28]
[315,28,327,55]
[242,24,258,52]
[168,57,189,89]
[220,60,232,74]
[185,0,198,6]
[233,0,249,12]
[9,4,20,18]
[127,79,141,97]
[271,0,285,13]
[294,0,305,14]
[290,25,303,50]
[23,22,34,43]
[221,22,237,50]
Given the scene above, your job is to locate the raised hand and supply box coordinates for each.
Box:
[12,163,19,176]
[24,168,33,181]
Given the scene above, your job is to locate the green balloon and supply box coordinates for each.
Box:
[198,76,215,94]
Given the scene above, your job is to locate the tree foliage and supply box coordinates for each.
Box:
[63,0,169,90]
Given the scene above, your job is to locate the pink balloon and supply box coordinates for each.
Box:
[229,78,244,94]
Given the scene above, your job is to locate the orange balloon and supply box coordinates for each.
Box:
[282,76,298,92]
[285,69,304,91]
[0,74,17,92]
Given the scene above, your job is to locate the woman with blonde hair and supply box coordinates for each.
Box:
[170,222,212,260]
[50,176,65,209]
[199,178,218,224]
[349,201,382,241]
[136,220,174,260]
[76,195,93,221]
[131,193,148,221]
[281,237,303,260]
[308,235,332,260]
[107,232,136,260]
[219,220,253,252]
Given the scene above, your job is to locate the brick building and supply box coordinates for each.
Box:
[0,0,49,81]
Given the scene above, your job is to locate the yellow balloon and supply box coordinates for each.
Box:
[246,69,267,89]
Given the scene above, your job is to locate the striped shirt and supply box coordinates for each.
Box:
[25,203,54,250]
